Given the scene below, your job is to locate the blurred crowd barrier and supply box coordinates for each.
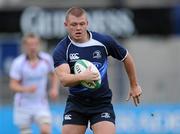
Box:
[1,104,180,134]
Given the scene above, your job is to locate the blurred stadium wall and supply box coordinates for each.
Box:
[0,0,180,134]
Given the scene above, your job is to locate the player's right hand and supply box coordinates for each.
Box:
[25,85,37,93]
[80,66,99,81]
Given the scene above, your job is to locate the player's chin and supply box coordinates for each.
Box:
[74,36,83,41]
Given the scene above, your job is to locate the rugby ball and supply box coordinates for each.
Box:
[74,59,101,89]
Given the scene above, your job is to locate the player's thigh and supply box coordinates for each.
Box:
[14,108,32,128]
[91,121,115,134]
[62,111,88,134]
[62,124,86,134]
[89,103,115,134]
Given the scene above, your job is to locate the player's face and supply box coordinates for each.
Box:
[64,14,88,43]
[23,37,40,57]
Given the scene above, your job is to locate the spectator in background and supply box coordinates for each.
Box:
[9,33,59,134]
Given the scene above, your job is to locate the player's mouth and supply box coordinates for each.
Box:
[75,32,82,37]
[75,32,82,35]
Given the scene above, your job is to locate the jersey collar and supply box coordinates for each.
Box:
[68,31,92,46]
[25,53,41,60]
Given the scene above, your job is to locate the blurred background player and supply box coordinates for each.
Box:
[9,33,59,134]
[53,7,142,134]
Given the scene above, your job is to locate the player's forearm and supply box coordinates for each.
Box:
[9,82,26,92]
[123,54,139,88]
[55,64,86,87]
[49,73,59,90]
[58,73,84,87]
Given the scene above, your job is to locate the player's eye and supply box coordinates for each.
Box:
[71,23,77,26]
[80,22,85,26]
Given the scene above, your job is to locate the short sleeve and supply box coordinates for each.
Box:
[9,59,22,80]
[48,55,55,72]
[40,52,55,72]
[104,35,128,61]
[52,41,68,68]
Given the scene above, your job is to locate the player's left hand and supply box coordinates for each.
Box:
[49,88,59,101]
[126,85,142,106]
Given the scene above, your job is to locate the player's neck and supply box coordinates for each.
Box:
[27,55,40,68]
[27,54,39,61]
[84,31,90,42]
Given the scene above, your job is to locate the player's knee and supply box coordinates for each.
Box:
[36,116,51,134]
[20,127,32,134]
[41,130,50,134]
[41,129,50,134]
[40,124,51,134]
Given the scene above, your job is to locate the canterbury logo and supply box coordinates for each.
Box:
[64,114,72,120]
[69,53,79,61]
[101,112,110,118]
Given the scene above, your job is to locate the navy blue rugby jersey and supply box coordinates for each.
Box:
[53,31,128,99]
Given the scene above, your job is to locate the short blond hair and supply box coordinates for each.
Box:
[65,7,87,20]
[22,33,41,45]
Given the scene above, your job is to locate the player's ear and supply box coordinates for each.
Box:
[64,21,67,27]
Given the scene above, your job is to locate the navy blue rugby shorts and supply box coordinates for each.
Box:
[62,95,115,127]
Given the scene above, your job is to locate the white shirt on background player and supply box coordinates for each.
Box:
[9,51,54,109]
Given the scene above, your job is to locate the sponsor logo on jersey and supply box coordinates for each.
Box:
[64,114,72,120]
[69,53,79,62]
[101,112,110,118]
[93,50,102,59]
[92,62,102,69]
